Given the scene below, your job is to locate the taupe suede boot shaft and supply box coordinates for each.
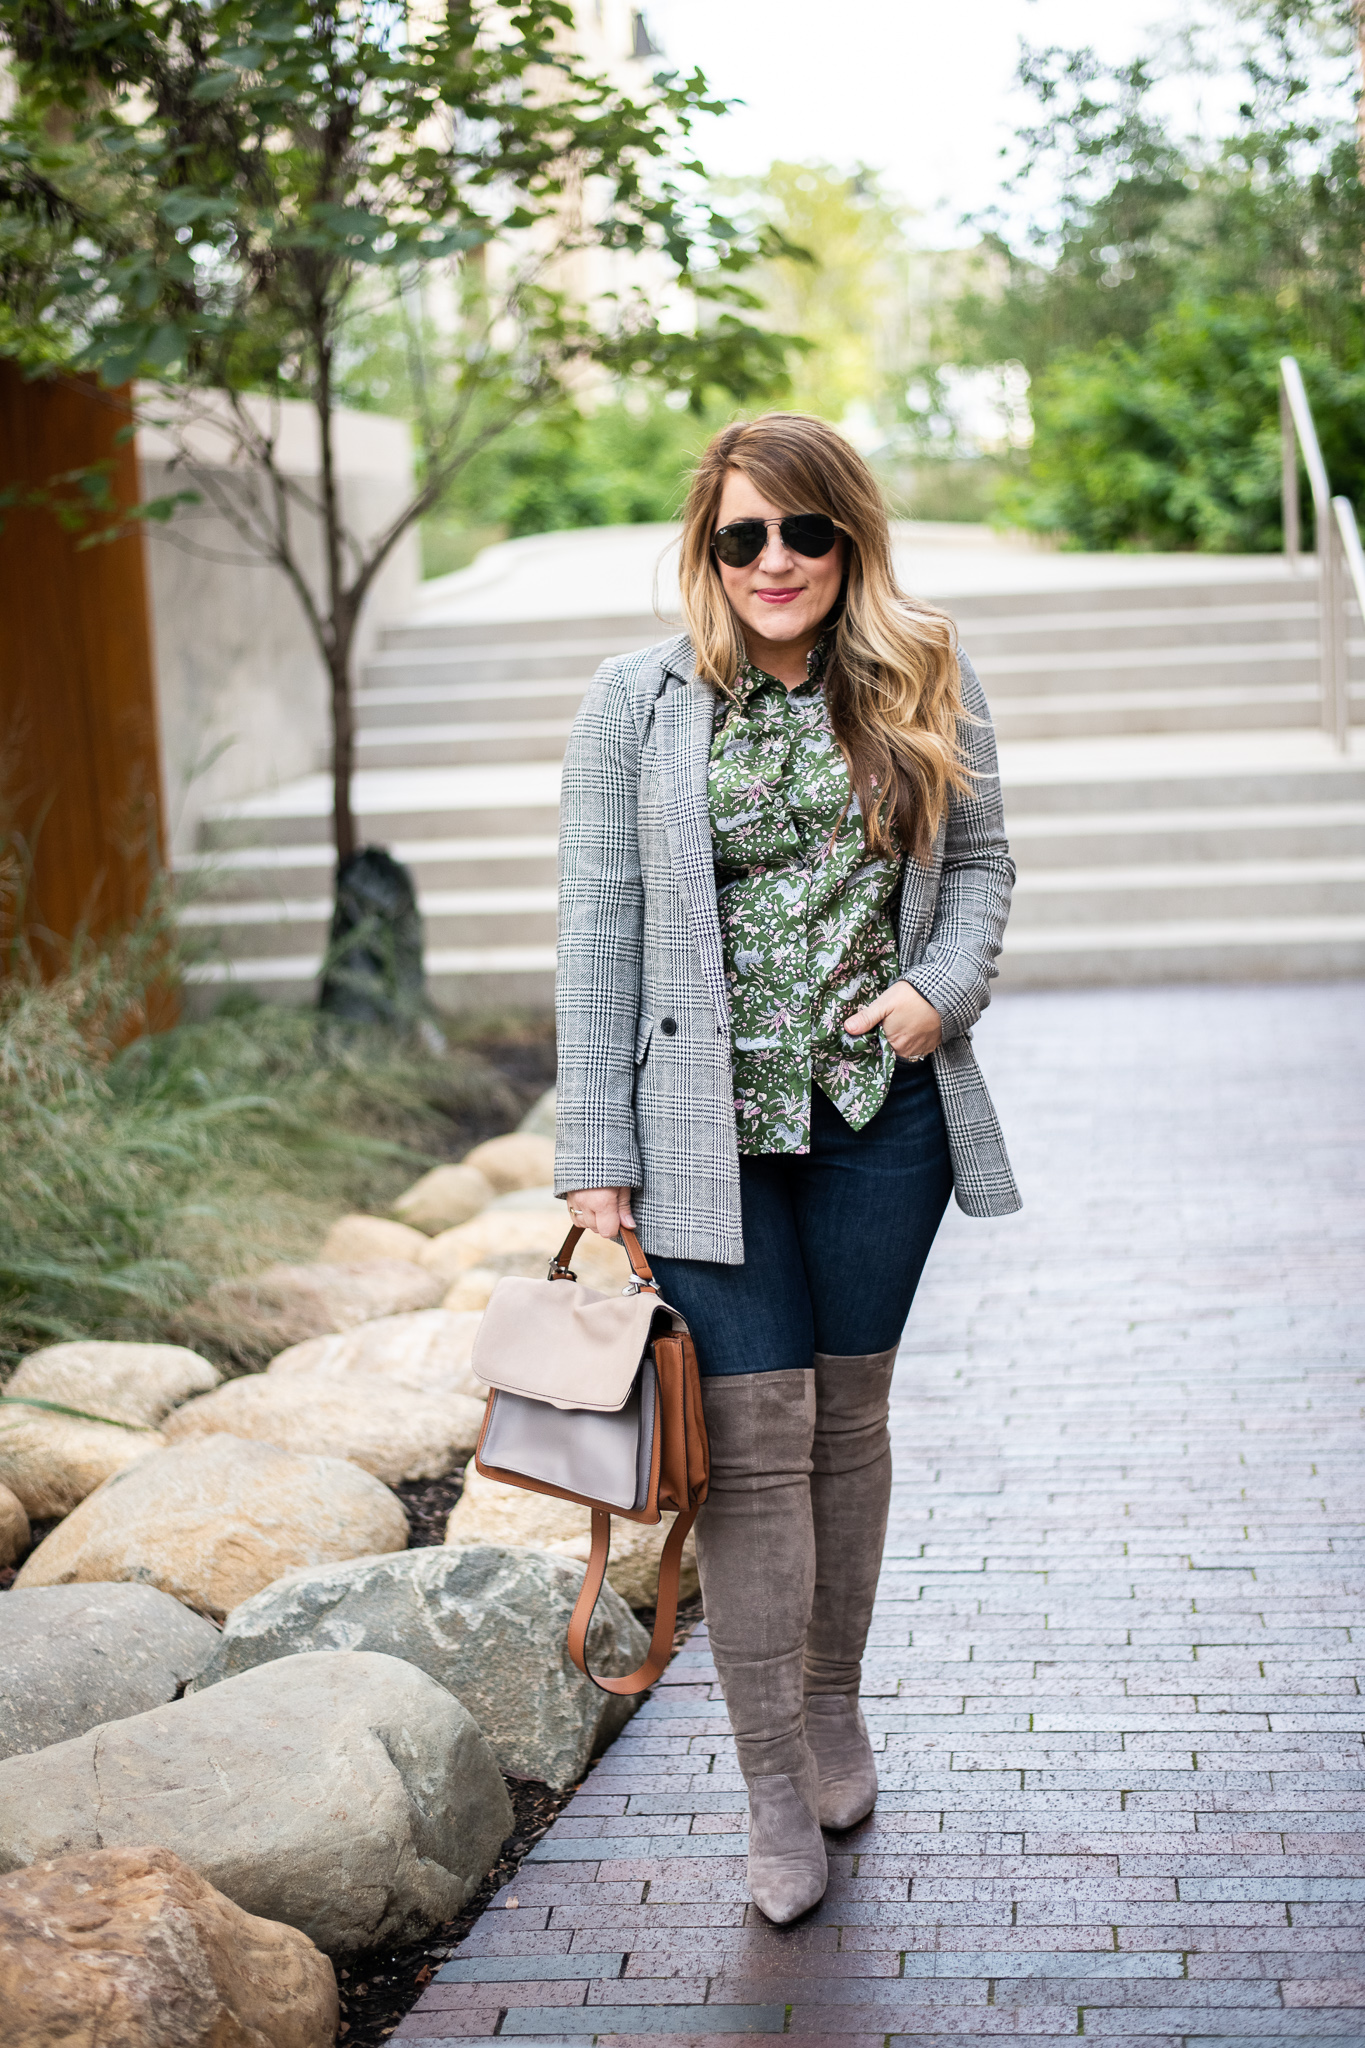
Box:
[804,1347,897,1697]
[694,1370,827,1921]
[803,1348,896,1831]
[694,1369,816,1782]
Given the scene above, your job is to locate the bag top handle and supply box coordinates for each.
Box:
[550,1221,658,1292]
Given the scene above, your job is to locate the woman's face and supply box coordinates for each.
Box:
[711,468,846,654]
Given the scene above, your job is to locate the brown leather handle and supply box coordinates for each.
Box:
[566,1505,697,1696]
[551,1220,657,1290]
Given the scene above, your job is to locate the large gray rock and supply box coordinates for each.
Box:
[0,1650,512,1954]
[0,1584,219,1760]
[192,1545,647,1788]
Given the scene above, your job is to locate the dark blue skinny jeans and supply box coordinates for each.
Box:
[648,1058,954,1376]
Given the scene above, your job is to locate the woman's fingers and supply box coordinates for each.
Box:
[564,1188,635,1239]
[845,991,892,1038]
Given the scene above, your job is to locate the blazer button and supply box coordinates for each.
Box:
[660,1017,678,1036]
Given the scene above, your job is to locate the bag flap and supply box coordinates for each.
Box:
[471,1275,660,1412]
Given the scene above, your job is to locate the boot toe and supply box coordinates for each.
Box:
[746,1771,828,1924]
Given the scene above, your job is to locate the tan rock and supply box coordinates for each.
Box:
[178,1259,445,1364]
[442,1267,499,1313]
[163,1373,485,1484]
[0,1411,164,1523]
[0,1341,219,1523]
[392,1162,495,1234]
[319,1213,430,1265]
[445,1464,699,1608]
[268,1307,487,1401]
[419,1203,631,1292]
[14,1434,408,1621]
[6,1341,220,1426]
[0,1482,29,1568]
[461,1131,557,1195]
[0,1845,338,2048]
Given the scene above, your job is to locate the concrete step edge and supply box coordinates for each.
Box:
[1002,912,1365,953]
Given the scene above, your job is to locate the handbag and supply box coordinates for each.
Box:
[470,1220,709,1696]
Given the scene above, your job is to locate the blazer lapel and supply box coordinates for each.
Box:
[657,643,730,1031]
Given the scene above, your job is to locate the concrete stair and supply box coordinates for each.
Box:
[180,551,1365,1005]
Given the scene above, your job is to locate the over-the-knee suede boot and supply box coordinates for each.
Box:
[694,1369,827,1924]
[803,1347,897,1829]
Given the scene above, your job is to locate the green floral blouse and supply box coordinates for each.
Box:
[709,641,903,1156]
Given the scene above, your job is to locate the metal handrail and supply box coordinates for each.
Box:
[1279,356,1351,750]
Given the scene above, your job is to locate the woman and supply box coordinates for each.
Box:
[556,413,1020,1924]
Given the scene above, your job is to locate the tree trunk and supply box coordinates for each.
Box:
[315,342,357,869]
[328,633,358,865]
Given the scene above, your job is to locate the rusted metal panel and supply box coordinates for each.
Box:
[0,365,166,971]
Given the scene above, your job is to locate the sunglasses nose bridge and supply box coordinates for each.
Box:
[758,519,796,567]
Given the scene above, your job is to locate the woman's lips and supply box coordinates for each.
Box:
[755,588,802,604]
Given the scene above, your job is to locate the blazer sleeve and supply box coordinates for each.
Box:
[554,660,646,1196]
[902,651,1015,1041]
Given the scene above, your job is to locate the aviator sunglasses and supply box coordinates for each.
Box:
[711,512,840,569]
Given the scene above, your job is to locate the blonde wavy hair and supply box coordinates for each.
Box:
[678,413,970,863]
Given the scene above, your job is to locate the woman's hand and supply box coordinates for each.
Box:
[563,1187,636,1239]
[845,981,943,1061]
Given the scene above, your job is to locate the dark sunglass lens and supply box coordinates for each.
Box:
[782,515,838,557]
[712,521,766,567]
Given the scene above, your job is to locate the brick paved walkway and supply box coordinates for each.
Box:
[400,984,1365,2047]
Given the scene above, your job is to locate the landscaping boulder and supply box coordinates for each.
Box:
[392,1162,495,1234]
[0,1584,218,1760]
[419,1197,631,1291]
[446,1465,700,1608]
[319,1213,430,1265]
[0,1409,164,1522]
[0,1846,338,2048]
[442,1267,498,1313]
[517,1085,557,1140]
[0,1651,513,1954]
[461,1131,556,1194]
[0,1482,29,1568]
[268,1307,487,1401]
[162,1373,484,1483]
[14,1435,408,1621]
[191,1545,647,1788]
[175,1259,444,1364]
[6,1341,219,1426]
[0,1344,219,1524]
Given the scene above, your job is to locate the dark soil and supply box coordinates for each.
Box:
[392,1468,468,1550]
[335,1774,575,2046]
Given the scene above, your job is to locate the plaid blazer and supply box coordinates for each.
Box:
[554,632,1021,1264]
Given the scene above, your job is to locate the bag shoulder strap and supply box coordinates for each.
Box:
[566,1504,698,1696]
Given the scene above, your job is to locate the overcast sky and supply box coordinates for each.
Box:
[644,0,1255,246]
